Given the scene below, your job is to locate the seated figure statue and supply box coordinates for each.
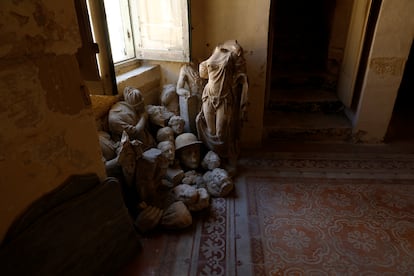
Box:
[196,40,248,174]
[176,62,205,134]
[108,86,155,150]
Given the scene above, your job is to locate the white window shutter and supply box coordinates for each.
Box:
[130,0,190,62]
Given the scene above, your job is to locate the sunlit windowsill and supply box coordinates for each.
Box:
[116,64,161,105]
[114,58,142,76]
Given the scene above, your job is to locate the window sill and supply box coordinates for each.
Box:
[116,64,161,105]
[114,59,142,76]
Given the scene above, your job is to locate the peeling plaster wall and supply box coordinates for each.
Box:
[354,0,414,142]
[0,0,106,241]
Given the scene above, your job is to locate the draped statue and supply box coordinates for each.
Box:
[196,40,249,173]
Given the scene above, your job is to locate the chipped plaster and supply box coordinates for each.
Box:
[0,0,105,242]
[0,0,81,59]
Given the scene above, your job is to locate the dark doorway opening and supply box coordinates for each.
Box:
[272,0,335,73]
[267,0,339,99]
[263,0,354,143]
[385,40,414,142]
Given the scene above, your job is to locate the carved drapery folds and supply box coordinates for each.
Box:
[196,40,248,172]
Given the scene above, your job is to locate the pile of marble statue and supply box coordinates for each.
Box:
[98,41,248,233]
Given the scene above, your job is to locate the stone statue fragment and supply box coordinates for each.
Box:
[189,188,210,212]
[203,168,234,197]
[168,115,185,136]
[161,201,192,229]
[135,148,169,203]
[172,184,199,206]
[175,133,203,170]
[156,127,175,143]
[160,84,179,115]
[165,168,185,186]
[157,140,175,166]
[196,40,248,174]
[108,87,155,149]
[201,150,221,170]
[177,63,205,134]
[134,202,163,233]
[146,105,175,128]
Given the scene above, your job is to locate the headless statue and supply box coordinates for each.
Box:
[176,63,205,134]
[196,40,248,174]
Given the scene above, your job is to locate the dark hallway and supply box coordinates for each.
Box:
[271,0,335,73]
[385,40,414,143]
[264,0,351,143]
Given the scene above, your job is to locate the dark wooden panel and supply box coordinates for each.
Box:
[0,175,141,275]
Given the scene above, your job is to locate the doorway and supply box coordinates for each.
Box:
[385,40,414,142]
[263,0,355,142]
[266,0,350,110]
[271,0,335,73]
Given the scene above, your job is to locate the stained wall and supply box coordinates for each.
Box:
[0,0,106,241]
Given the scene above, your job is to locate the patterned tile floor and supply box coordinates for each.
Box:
[245,176,414,275]
[120,142,414,275]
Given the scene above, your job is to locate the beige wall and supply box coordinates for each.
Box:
[155,0,272,146]
[0,0,106,241]
[353,0,414,141]
[147,0,271,147]
[192,0,271,147]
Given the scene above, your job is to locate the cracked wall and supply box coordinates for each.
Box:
[0,0,106,241]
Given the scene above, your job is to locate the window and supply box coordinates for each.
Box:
[103,0,135,63]
[76,0,190,95]
[103,0,190,64]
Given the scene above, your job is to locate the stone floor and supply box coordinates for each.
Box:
[119,140,414,275]
[118,61,414,273]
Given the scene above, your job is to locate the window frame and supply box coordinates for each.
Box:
[103,0,136,63]
[80,0,191,95]
[128,0,191,63]
[105,0,191,65]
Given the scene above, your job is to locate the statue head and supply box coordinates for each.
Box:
[203,168,234,197]
[124,86,144,112]
[168,115,185,135]
[175,133,203,170]
[146,105,174,127]
[157,140,175,165]
[201,150,221,170]
[156,127,175,143]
